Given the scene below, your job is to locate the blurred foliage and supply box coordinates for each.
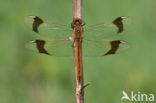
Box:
[0,0,156,103]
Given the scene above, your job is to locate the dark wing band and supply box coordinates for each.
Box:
[32,40,51,55]
[104,40,122,55]
[113,16,128,33]
[30,16,44,33]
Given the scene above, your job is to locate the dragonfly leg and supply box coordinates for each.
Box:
[72,39,77,48]
[72,42,75,48]
[69,36,75,48]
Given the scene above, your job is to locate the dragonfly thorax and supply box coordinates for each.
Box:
[74,25,82,34]
[72,19,83,39]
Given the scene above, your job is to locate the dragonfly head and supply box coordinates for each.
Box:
[71,19,84,29]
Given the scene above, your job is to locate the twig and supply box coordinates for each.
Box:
[73,0,82,19]
[73,0,85,103]
[82,82,91,90]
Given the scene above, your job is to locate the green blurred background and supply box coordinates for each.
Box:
[0,0,156,103]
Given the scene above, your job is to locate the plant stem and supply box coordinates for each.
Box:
[73,0,84,103]
[73,0,82,19]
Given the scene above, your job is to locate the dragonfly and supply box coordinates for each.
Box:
[24,16,130,57]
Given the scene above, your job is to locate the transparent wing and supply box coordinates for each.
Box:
[25,39,73,57]
[25,39,129,57]
[83,16,131,39]
[24,16,72,39]
[83,39,129,57]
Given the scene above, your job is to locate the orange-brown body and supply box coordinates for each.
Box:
[72,19,83,83]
